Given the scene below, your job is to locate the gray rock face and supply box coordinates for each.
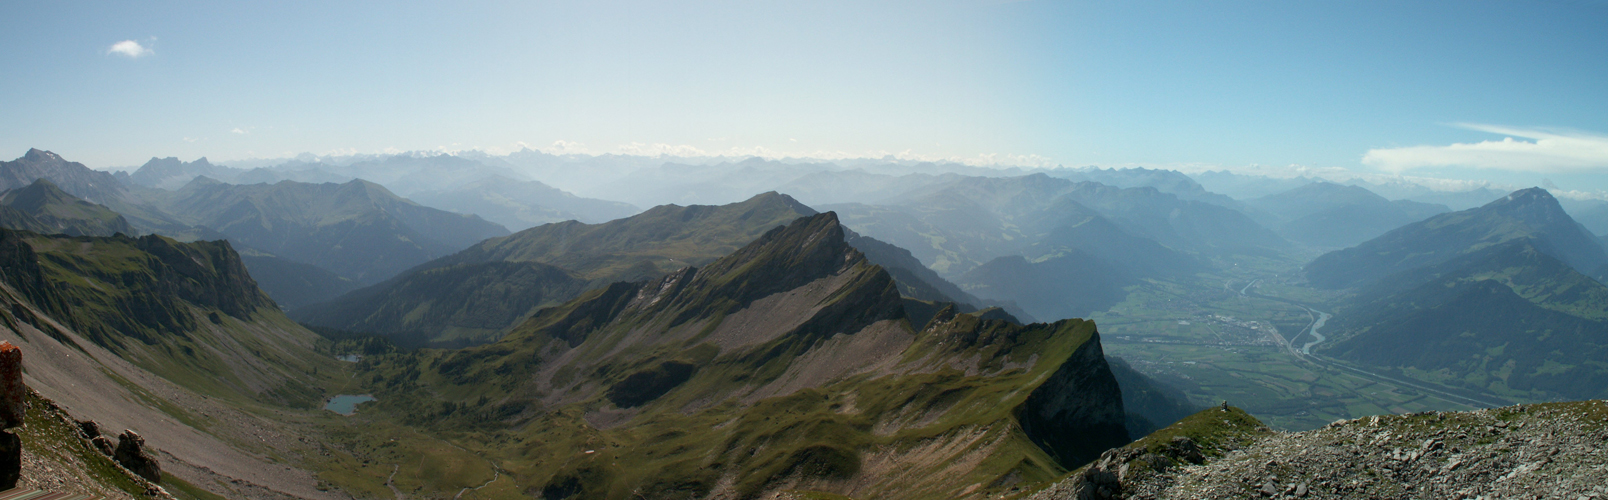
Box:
[113,429,161,482]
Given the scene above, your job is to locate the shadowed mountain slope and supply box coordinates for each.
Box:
[345,212,1131,499]
[1306,188,1608,289]
[0,179,133,237]
[237,253,356,310]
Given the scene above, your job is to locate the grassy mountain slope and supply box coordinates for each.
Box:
[0,229,333,399]
[1319,240,1608,401]
[0,178,133,236]
[156,177,509,286]
[409,174,640,230]
[339,213,1131,499]
[0,227,351,499]
[1306,188,1608,289]
[0,204,51,234]
[293,192,816,343]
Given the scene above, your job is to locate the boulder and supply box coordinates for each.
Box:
[1165,435,1206,464]
[114,429,161,482]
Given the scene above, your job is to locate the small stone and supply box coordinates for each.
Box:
[1260,481,1278,497]
[1295,483,1309,497]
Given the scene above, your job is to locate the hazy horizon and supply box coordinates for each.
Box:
[6,0,1608,191]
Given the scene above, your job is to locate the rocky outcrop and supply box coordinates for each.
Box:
[1017,331,1130,468]
[113,429,161,482]
[76,419,118,457]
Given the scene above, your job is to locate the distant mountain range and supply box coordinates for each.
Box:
[408,174,639,230]
[0,149,127,206]
[153,177,510,288]
[1246,182,1449,248]
[126,152,642,231]
[820,173,1266,321]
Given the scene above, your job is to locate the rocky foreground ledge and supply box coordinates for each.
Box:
[1029,401,1608,500]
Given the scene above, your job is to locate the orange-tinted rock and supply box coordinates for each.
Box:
[0,342,22,429]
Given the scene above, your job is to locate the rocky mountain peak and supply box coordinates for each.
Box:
[1484,186,1567,220]
[22,149,61,163]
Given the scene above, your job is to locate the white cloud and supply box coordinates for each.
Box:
[1363,124,1608,173]
[107,40,153,58]
[231,128,247,134]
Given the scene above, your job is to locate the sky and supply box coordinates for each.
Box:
[2,0,1607,191]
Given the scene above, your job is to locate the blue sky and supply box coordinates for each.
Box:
[3,1,1606,190]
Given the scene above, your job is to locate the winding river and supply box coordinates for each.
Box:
[1300,309,1331,355]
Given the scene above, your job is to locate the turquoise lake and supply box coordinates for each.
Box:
[324,394,376,416]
